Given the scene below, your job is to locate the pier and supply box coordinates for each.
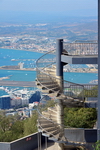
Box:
[0,80,36,87]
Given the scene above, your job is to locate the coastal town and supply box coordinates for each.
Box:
[0,20,98,73]
[0,18,97,53]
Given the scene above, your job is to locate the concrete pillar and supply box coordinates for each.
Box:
[56,39,63,77]
[98,0,100,141]
[57,99,64,125]
[56,39,64,150]
[56,39,64,92]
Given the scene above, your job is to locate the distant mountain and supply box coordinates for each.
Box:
[71,21,97,32]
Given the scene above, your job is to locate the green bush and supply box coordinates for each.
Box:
[92,140,100,150]
[64,108,97,128]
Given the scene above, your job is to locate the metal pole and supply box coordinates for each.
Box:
[38,132,40,150]
[40,133,41,150]
[98,0,100,141]
[45,136,47,150]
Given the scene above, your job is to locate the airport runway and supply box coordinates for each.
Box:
[0,80,36,87]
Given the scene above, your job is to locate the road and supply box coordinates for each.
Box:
[0,80,36,87]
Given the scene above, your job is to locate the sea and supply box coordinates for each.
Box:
[0,48,98,96]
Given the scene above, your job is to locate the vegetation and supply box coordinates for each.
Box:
[79,85,98,98]
[0,111,38,142]
[24,112,37,136]
[42,100,97,128]
[92,141,100,150]
[64,108,97,128]
[0,100,97,142]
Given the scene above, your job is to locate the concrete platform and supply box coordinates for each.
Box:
[34,142,57,150]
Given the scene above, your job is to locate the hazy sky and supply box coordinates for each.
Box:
[0,0,97,16]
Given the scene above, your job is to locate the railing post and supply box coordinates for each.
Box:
[98,0,100,141]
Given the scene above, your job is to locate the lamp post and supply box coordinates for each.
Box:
[98,0,100,141]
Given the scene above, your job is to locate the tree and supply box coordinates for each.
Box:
[64,108,97,128]
[24,111,38,136]
[11,120,24,140]
[0,115,10,132]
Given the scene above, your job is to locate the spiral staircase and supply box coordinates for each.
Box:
[36,40,98,150]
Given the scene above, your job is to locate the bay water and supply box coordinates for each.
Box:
[0,48,98,95]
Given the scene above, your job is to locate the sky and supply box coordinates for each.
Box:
[0,0,97,15]
[0,0,98,24]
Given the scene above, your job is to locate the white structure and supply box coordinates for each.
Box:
[18,62,24,69]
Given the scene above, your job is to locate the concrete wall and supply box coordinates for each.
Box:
[64,128,97,150]
[0,142,10,150]
[0,130,97,150]
[10,132,45,150]
[0,132,45,150]
[65,128,85,143]
[65,128,97,143]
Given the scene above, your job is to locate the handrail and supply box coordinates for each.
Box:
[36,42,98,146]
[63,42,98,56]
[37,96,86,144]
[36,49,85,101]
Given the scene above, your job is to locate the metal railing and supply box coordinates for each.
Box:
[63,41,98,55]
[36,42,98,144]
[36,49,84,101]
[83,84,98,98]
[37,98,66,142]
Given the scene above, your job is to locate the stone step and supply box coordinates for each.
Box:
[48,91,60,97]
[49,128,60,136]
[38,117,54,124]
[46,71,56,76]
[40,122,55,128]
[44,68,56,72]
[48,107,57,113]
[43,126,57,132]
[42,111,57,118]
[36,76,53,80]
[38,78,54,83]
[42,110,57,115]
[42,87,60,94]
[42,84,59,90]
[48,129,63,141]
[49,132,64,141]
[48,87,60,93]
[40,81,58,85]
[37,74,48,78]
[42,114,57,122]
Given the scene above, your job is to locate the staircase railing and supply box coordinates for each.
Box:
[37,98,66,142]
[36,49,85,143]
[36,49,84,101]
[37,97,86,144]
[36,42,98,148]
